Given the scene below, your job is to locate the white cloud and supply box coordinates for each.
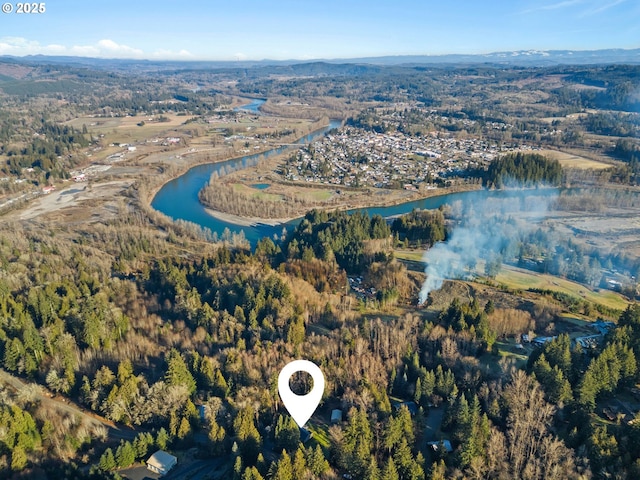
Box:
[151,48,195,60]
[0,37,154,59]
[96,39,144,56]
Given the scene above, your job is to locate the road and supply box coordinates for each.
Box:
[0,368,137,441]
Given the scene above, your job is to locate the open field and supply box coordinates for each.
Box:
[538,148,614,169]
[493,340,529,368]
[493,265,629,311]
[17,180,132,222]
[231,183,283,202]
[395,249,424,263]
[66,113,196,144]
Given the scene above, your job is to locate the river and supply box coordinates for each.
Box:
[151,115,557,246]
[234,98,266,113]
[151,118,342,245]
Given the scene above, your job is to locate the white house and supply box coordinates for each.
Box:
[146,450,177,476]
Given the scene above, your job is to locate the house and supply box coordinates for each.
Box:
[532,336,556,347]
[146,450,177,476]
[331,409,343,423]
[591,320,615,336]
[42,186,56,194]
[575,335,601,349]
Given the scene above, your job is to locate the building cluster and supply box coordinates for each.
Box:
[283,126,537,189]
[522,319,616,350]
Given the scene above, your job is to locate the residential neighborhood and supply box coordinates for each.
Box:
[282,124,539,189]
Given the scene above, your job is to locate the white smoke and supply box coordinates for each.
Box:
[418,188,558,304]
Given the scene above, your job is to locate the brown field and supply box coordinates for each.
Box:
[538,149,613,169]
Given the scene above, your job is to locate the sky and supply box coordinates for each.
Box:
[0,0,638,60]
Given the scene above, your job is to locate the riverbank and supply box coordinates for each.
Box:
[204,207,293,227]
[141,117,333,207]
[200,183,482,228]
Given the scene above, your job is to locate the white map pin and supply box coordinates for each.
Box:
[278,360,325,428]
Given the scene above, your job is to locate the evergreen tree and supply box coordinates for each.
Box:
[272,450,293,480]
[241,466,264,480]
[209,419,227,455]
[115,440,136,468]
[306,444,329,476]
[292,447,307,479]
[341,407,374,477]
[10,446,27,471]
[275,414,301,451]
[156,427,169,450]
[233,406,262,465]
[428,459,446,480]
[381,457,400,480]
[165,349,197,395]
[98,447,116,471]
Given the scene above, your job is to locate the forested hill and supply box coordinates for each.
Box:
[484,152,563,188]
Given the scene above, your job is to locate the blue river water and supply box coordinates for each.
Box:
[151,118,342,245]
[151,108,559,246]
[234,98,266,113]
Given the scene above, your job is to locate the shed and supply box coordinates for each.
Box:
[147,450,177,476]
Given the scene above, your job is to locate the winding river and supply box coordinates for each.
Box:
[151,103,557,245]
[151,107,343,244]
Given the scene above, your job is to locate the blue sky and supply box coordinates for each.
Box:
[0,0,638,60]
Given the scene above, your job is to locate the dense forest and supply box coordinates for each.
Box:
[0,57,639,479]
[484,153,563,189]
[0,120,89,180]
[0,201,638,478]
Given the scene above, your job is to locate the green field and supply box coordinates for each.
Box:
[307,423,331,448]
[308,189,333,201]
[232,183,283,202]
[395,249,425,263]
[494,266,628,311]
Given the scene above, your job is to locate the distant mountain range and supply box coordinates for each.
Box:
[1,48,639,71]
[343,48,640,66]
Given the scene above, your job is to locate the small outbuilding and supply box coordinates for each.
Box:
[147,450,177,476]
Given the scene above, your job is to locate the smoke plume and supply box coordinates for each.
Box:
[418,188,558,304]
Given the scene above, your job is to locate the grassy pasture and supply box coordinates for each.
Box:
[231,183,283,202]
[538,149,612,170]
[67,114,194,144]
[494,265,628,311]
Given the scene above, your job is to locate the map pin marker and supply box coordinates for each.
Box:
[278,360,325,428]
